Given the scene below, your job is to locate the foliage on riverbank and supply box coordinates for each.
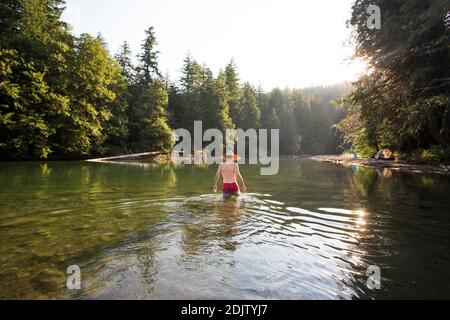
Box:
[406,146,450,165]
[335,0,450,159]
[341,145,450,165]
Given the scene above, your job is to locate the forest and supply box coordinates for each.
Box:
[1,0,449,162]
[337,0,450,162]
[0,0,348,160]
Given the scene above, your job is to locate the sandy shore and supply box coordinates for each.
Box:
[307,155,450,176]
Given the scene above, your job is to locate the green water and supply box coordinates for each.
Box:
[1,159,450,299]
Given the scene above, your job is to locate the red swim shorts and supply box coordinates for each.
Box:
[222,182,239,193]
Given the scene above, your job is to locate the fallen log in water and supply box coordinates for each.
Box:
[85,151,161,163]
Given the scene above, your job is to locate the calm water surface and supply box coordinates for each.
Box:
[1,159,450,299]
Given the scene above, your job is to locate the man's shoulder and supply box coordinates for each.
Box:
[219,163,238,168]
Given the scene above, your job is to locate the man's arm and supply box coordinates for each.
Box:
[213,165,221,192]
[236,164,247,192]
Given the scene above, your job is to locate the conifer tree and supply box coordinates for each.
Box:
[224,60,242,126]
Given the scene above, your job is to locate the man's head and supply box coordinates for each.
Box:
[225,149,234,162]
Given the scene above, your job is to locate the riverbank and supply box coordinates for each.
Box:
[307,155,450,175]
[86,152,450,176]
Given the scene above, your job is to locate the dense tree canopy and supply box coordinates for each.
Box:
[0,1,174,159]
[337,0,450,161]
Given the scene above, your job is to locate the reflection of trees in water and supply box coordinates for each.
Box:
[0,161,179,299]
[343,166,450,299]
[125,228,160,295]
[342,167,399,299]
[347,166,449,204]
[66,220,169,299]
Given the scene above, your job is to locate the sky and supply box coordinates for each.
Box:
[61,0,366,90]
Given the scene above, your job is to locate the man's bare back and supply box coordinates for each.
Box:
[213,162,247,195]
[220,163,238,183]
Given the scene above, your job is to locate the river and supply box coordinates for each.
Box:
[1,159,450,299]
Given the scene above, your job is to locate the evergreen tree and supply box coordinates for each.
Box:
[239,83,261,129]
[137,26,161,83]
[0,48,60,158]
[0,0,24,43]
[179,54,203,92]
[175,55,203,133]
[224,59,242,126]
[167,82,183,128]
[115,41,135,82]
[0,0,73,159]
[57,33,125,156]
[129,79,173,152]
[128,27,173,152]
[212,71,234,132]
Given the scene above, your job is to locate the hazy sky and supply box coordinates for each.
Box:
[61,0,365,90]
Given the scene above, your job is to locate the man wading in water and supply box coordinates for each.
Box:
[213,150,247,197]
